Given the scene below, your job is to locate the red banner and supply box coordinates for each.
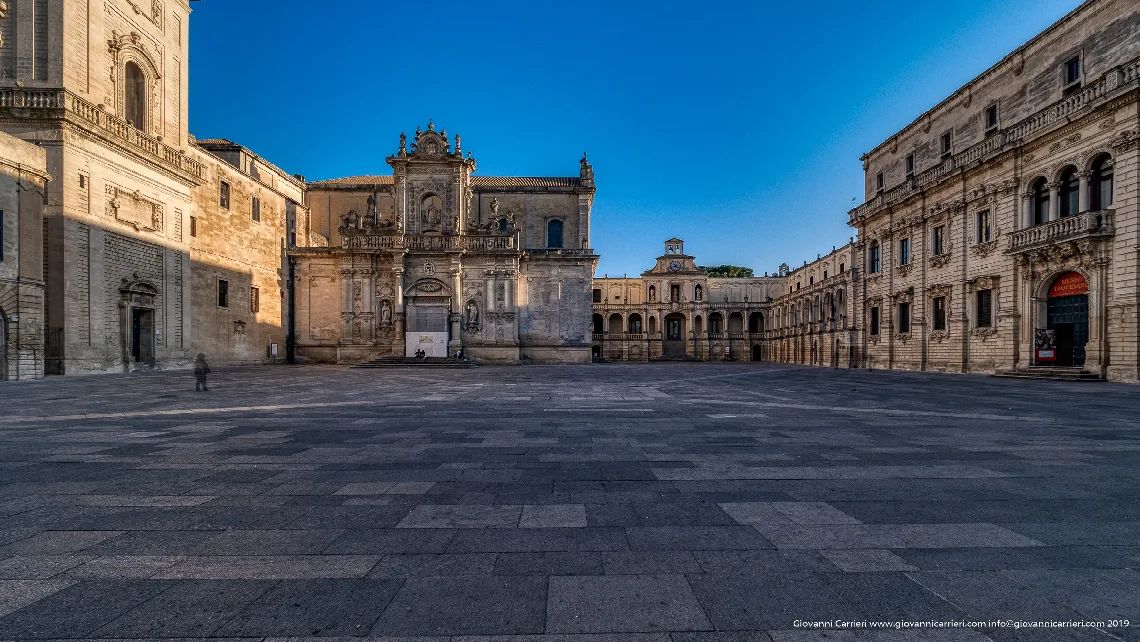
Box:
[1048,272,1088,298]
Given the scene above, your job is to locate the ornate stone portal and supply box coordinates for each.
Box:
[290,124,598,363]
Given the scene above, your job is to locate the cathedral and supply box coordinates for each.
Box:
[291,124,598,363]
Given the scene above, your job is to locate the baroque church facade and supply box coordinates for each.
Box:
[292,124,597,364]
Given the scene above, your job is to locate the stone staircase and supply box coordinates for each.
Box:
[352,356,479,369]
[993,366,1105,382]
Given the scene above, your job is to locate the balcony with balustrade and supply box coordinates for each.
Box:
[1006,210,1114,254]
[0,88,206,185]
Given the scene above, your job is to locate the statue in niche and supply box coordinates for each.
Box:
[421,194,443,230]
[466,300,480,328]
[380,299,392,324]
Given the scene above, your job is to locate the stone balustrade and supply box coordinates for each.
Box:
[1006,210,1115,253]
[0,88,207,184]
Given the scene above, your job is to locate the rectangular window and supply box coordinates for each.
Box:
[809,276,814,285]
[940,131,953,158]
[876,171,884,192]
[899,238,910,266]
[932,226,945,256]
[870,307,880,336]
[592,288,602,303]
[976,210,991,244]
[870,244,881,273]
[823,270,828,280]
[250,286,260,314]
[218,279,229,308]
[1063,56,1081,86]
[985,105,999,132]
[189,216,198,238]
[976,289,993,328]
[840,263,845,274]
[905,153,915,179]
[251,197,261,222]
[79,174,86,189]
[898,302,911,334]
[932,296,946,331]
[219,181,230,209]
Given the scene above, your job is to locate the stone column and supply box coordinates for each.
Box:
[1048,183,1060,222]
[449,269,462,355]
[1078,171,1092,213]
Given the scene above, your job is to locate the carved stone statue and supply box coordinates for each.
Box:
[0,2,7,48]
[380,300,392,324]
[399,132,407,156]
[362,198,376,229]
[504,210,517,231]
[340,209,359,232]
[466,300,479,327]
[422,200,441,230]
[489,197,500,219]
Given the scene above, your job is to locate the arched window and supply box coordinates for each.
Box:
[1032,177,1050,226]
[125,61,147,132]
[628,314,643,334]
[547,220,564,248]
[1058,166,1079,218]
[1090,153,1114,210]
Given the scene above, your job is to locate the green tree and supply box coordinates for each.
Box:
[699,265,754,277]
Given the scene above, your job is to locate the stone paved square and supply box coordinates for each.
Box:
[0,362,1138,641]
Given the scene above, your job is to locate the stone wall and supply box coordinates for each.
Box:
[0,130,48,380]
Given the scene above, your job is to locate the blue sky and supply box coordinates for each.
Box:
[189,0,1079,277]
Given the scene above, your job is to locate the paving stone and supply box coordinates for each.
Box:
[152,555,381,579]
[547,575,712,633]
[687,572,848,631]
[0,579,174,638]
[519,505,588,528]
[368,553,499,578]
[494,552,603,576]
[0,579,75,618]
[820,549,920,572]
[602,551,704,575]
[752,523,1043,549]
[213,578,404,637]
[1,363,1138,639]
[626,526,775,551]
[371,576,548,636]
[0,531,123,555]
[90,579,274,638]
[0,556,94,579]
[397,505,524,529]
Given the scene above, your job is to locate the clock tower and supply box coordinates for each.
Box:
[645,238,701,275]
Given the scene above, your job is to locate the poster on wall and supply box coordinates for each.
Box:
[1035,329,1056,362]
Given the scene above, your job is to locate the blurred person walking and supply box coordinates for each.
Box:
[194,354,211,391]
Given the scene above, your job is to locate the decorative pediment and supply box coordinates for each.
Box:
[967,275,998,292]
[927,283,953,298]
[408,121,457,159]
